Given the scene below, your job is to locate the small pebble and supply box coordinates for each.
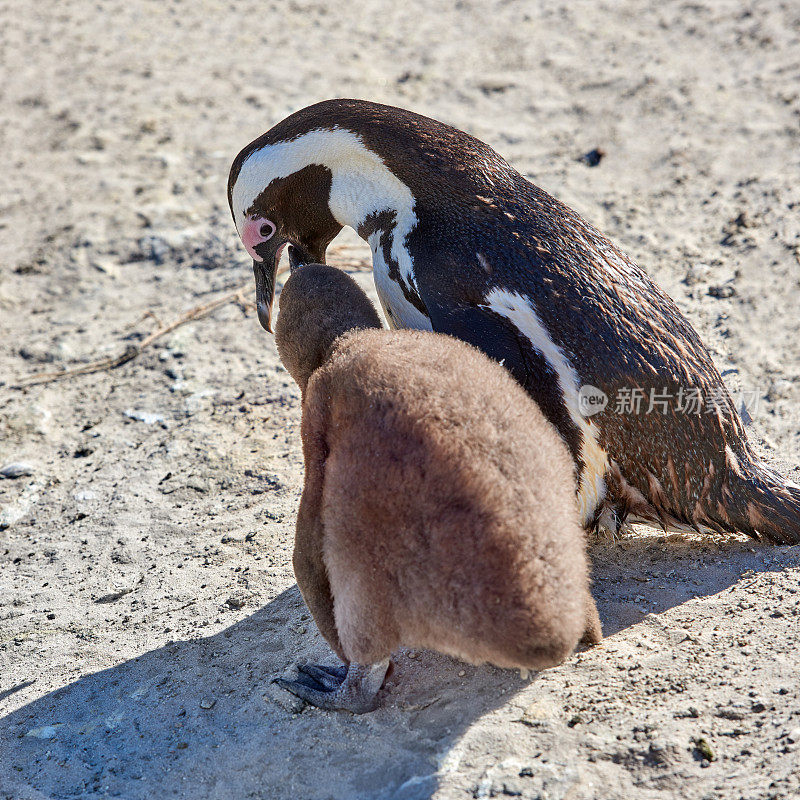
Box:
[518,767,534,778]
[787,727,800,744]
[25,725,61,740]
[199,698,216,710]
[694,736,715,762]
[0,462,35,479]
[578,147,605,167]
[225,593,248,610]
[708,284,736,299]
[123,409,165,425]
[458,670,466,677]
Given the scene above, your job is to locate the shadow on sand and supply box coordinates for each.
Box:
[1,534,797,800]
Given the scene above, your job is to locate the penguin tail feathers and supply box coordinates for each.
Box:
[713,464,800,545]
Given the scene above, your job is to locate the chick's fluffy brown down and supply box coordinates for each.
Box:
[275,264,601,673]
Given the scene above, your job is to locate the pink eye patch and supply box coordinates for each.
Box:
[241,216,276,261]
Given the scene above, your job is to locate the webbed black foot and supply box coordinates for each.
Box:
[296,663,348,690]
[274,659,390,714]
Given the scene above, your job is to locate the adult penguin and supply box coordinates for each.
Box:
[228,98,800,543]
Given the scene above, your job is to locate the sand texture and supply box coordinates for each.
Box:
[1,1,799,798]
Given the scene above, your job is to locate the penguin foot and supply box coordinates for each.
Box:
[274,659,390,714]
[593,503,636,542]
[295,663,348,690]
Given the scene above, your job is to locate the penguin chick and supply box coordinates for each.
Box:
[273,263,602,713]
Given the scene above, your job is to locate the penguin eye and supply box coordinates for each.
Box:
[259,220,276,239]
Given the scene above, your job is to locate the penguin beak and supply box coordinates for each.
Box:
[252,239,287,333]
[251,240,323,331]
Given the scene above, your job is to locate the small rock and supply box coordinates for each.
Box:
[123,409,166,425]
[787,727,800,744]
[519,699,558,726]
[18,345,58,363]
[708,284,736,299]
[93,258,119,277]
[477,78,514,95]
[693,737,715,762]
[225,592,249,610]
[578,147,606,167]
[94,587,134,604]
[291,624,307,635]
[0,462,35,479]
[185,477,209,493]
[199,698,216,710]
[716,707,747,721]
[25,725,63,740]
[458,670,466,677]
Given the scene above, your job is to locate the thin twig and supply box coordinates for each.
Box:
[10,281,251,389]
[11,250,372,390]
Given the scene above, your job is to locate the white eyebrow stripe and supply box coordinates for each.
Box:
[232,126,420,299]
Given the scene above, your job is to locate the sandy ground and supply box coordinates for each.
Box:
[2,1,800,798]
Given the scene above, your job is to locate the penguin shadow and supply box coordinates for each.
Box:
[588,529,800,636]
[3,537,794,800]
[0,585,531,800]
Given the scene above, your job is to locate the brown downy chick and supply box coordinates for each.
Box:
[274,263,602,714]
[275,263,382,394]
